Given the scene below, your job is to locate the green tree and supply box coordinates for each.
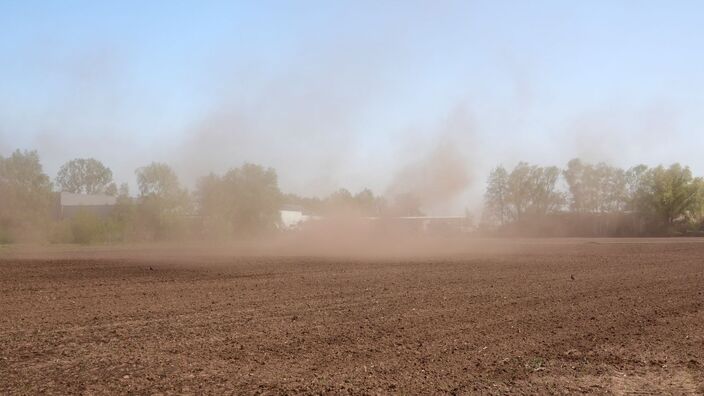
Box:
[506,162,564,221]
[135,162,190,239]
[563,158,589,212]
[70,210,105,244]
[505,162,533,221]
[197,163,282,236]
[563,159,627,213]
[0,150,53,242]
[483,166,509,225]
[56,158,116,195]
[282,193,323,215]
[528,165,564,216]
[353,188,386,216]
[625,164,649,209]
[593,163,627,213]
[326,188,354,212]
[389,193,423,217]
[633,164,704,229]
[104,185,137,243]
[317,188,388,216]
[136,162,181,197]
[483,162,564,225]
[117,182,130,198]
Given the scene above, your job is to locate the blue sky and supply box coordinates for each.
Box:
[2,1,704,213]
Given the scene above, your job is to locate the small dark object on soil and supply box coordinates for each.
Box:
[570,274,575,280]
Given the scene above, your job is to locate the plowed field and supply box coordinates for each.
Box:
[1,239,703,394]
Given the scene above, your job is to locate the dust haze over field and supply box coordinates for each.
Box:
[161,37,480,214]
[3,4,704,393]
[4,2,704,216]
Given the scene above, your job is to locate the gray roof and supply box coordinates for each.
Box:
[60,191,117,207]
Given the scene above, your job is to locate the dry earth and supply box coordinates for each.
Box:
[1,239,703,394]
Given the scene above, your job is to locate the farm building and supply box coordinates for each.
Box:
[279,204,311,230]
[55,192,117,220]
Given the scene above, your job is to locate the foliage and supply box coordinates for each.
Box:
[197,163,282,236]
[388,193,423,217]
[136,162,181,197]
[135,162,191,240]
[484,162,564,224]
[0,224,13,244]
[483,166,509,225]
[484,158,704,235]
[0,150,53,241]
[4,146,704,242]
[102,193,138,242]
[631,164,704,230]
[324,188,389,216]
[56,158,116,195]
[284,188,419,218]
[69,210,105,244]
[563,158,628,213]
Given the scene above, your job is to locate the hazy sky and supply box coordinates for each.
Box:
[2,1,704,214]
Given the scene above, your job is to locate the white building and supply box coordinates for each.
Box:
[279,204,310,230]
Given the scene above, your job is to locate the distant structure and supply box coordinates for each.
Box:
[391,216,474,234]
[277,205,473,234]
[279,204,310,230]
[369,216,474,235]
[55,192,117,219]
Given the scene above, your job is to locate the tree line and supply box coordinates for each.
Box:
[4,148,702,243]
[0,149,421,244]
[482,159,704,235]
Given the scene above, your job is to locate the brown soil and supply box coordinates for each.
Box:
[1,239,703,394]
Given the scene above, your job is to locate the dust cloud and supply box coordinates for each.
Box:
[563,103,682,167]
[386,142,471,213]
[3,2,704,243]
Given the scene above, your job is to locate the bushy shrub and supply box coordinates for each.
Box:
[0,226,13,244]
[69,211,105,244]
[48,220,73,244]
